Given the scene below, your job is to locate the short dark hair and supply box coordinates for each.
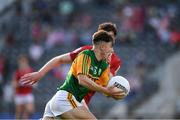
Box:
[92,30,113,45]
[98,22,117,37]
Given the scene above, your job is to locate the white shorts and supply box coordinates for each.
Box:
[14,93,34,105]
[43,90,84,117]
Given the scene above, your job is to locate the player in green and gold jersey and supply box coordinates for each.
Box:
[59,49,110,103]
[41,30,122,119]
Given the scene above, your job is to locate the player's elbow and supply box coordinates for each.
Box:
[53,56,63,64]
[56,53,72,63]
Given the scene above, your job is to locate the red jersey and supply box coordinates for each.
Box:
[70,45,121,104]
[14,67,34,95]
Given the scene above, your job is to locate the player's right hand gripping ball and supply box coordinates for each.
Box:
[107,76,130,99]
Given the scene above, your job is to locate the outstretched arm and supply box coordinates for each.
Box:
[38,53,72,77]
[20,53,72,85]
[20,45,93,85]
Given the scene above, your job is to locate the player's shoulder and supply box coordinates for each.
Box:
[81,49,92,55]
[70,45,93,60]
[80,49,96,60]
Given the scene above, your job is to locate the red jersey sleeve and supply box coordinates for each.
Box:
[110,53,122,76]
[69,45,93,61]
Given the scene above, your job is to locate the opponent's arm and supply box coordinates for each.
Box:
[38,53,72,77]
[20,53,72,85]
[20,46,91,85]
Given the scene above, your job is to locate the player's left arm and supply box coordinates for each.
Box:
[78,74,122,98]
[74,53,122,98]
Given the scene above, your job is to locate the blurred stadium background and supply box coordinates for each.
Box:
[0,0,180,119]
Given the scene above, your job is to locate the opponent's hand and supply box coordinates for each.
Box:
[20,72,42,85]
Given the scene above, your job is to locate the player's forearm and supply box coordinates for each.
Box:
[78,75,108,95]
[38,57,59,77]
[38,53,72,77]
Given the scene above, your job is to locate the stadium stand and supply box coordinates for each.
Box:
[0,0,179,119]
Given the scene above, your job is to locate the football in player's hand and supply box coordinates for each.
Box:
[107,76,130,97]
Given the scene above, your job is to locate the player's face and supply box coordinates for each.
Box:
[100,42,114,60]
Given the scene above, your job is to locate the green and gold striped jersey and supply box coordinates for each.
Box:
[58,50,110,102]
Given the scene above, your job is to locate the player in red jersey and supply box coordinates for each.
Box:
[12,55,35,119]
[20,22,125,106]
